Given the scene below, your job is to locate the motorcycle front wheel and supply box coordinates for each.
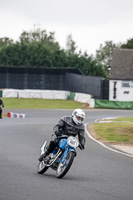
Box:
[37,161,49,174]
[56,151,75,179]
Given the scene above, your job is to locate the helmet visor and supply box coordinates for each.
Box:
[76,116,84,122]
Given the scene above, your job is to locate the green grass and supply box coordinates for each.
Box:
[93,116,133,144]
[2,98,88,109]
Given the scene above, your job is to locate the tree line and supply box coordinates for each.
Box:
[0,28,133,79]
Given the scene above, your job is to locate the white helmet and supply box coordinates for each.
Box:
[72,109,85,125]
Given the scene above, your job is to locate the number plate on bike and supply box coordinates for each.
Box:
[67,136,79,148]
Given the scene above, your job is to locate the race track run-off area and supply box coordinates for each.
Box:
[0,109,133,200]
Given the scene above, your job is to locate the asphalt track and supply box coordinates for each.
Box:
[0,109,133,200]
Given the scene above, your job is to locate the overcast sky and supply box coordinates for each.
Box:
[0,0,133,55]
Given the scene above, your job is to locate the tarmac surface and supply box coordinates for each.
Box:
[3,108,133,156]
[1,109,133,200]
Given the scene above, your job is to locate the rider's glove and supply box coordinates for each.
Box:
[79,143,84,150]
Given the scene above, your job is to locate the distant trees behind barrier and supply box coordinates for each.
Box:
[0,28,108,79]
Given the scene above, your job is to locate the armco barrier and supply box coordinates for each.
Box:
[7,112,26,118]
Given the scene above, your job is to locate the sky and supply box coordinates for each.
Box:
[0,0,133,55]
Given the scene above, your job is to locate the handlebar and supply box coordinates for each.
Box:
[58,135,68,139]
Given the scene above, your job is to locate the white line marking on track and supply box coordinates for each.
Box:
[85,123,133,158]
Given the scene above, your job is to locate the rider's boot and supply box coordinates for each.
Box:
[38,141,57,162]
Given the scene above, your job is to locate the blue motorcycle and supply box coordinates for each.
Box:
[37,135,80,179]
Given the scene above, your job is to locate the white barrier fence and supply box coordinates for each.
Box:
[2,89,94,108]
[3,89,70,100]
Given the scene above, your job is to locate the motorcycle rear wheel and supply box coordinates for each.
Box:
[56,151,75,179]
[37,161,49,174]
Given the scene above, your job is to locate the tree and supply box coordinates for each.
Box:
[95,41,120,71]
[121,38,133,49]
[0,37,13,49]
[66,34,77,54]
[19,28,60,50]
[0,28,108,78]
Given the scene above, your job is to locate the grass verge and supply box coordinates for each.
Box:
[88,116,133,145]
[2,98,89,109]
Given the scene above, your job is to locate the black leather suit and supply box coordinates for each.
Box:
[0,99,4,119]
[46,116,85,154]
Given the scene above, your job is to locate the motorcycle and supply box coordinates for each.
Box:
[37,135,80,179]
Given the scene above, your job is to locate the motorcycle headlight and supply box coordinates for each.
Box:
[67,136,79,148]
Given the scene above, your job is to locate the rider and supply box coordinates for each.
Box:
[0,98,4,119]
[38,108,86,161]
